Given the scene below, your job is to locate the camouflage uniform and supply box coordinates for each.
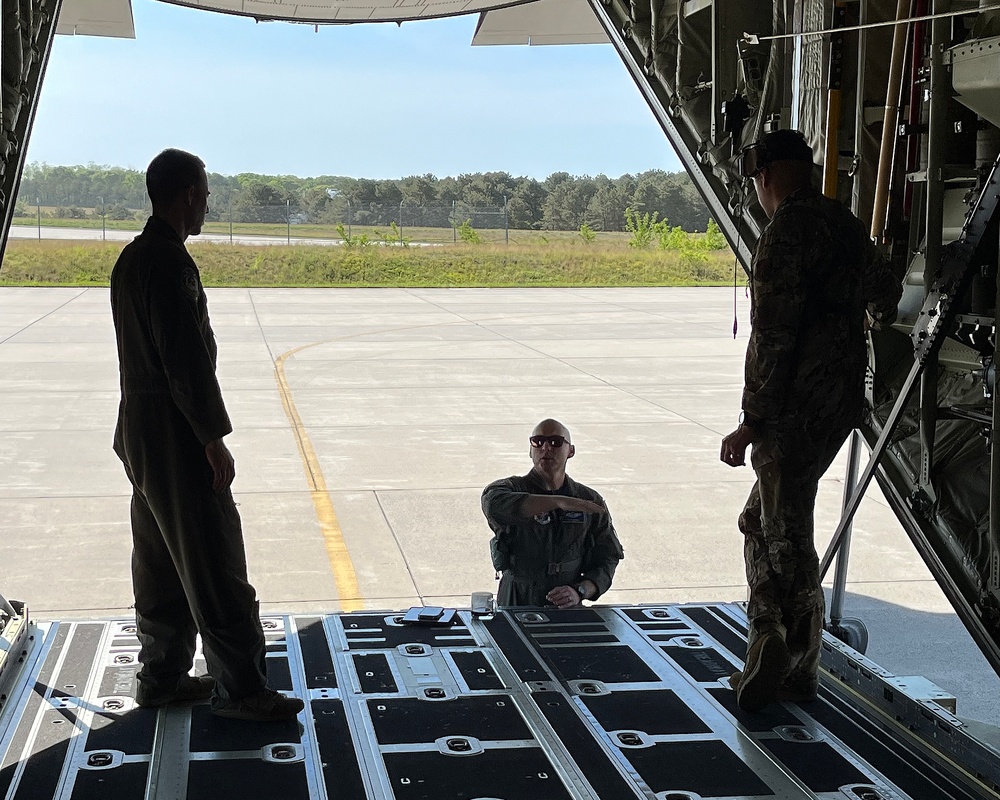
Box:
[740,187,900,690]
[111,216,267,706]
[482,470,624,607]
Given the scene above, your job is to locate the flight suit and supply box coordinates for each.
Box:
[482,470,624,607]
[111,216,267,705]
[739,187,901,691]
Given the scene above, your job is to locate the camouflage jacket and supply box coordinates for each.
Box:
[482,470,624,607]
[743,188,901,467]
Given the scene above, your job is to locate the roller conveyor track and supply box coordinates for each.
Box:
[0,603,998,800]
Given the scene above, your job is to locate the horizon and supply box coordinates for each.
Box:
[25,0,684,180]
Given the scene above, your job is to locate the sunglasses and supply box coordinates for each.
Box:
[530,435,569,448]
[737,142,769,179]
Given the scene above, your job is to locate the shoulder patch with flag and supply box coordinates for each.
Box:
[181,268,200,300]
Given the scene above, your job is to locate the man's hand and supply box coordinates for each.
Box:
[546,585,583,609]
[720,424,754,468]
[205,438,235,492]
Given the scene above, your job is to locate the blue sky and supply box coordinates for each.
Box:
[26,0,683,180]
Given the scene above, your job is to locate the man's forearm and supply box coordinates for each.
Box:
[519,494,565,517]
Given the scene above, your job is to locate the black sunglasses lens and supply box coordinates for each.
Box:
[530,436,566,448]
[739,144,766,178]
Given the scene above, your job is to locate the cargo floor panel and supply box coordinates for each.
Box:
[0,604,996,799]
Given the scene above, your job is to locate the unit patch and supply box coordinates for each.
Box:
[182,268,200,299]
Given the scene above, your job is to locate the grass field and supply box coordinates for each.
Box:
[0,239,736,288]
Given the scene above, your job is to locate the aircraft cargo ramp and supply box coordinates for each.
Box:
[1,603,998,800]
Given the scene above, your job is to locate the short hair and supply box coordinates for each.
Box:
[146,148,205,207]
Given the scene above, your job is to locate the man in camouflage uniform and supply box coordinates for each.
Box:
[483,419,624,608]
[720,130,901,711]
[111,149,303,722]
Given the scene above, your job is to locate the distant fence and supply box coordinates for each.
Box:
[13,197,516,245]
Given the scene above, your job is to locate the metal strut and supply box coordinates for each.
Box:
[820,152,1000,579]
[0,0,64,265]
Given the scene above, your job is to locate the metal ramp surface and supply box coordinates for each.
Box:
[1,603,998,800]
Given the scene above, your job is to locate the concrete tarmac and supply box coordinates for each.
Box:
[0,285,997,725]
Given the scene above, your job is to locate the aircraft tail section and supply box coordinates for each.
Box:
[0,0,62,264]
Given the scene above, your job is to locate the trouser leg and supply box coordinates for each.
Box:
[740,478,783,652]
[130,489,197,697]
[146,479,267,704]
[121,409,267,705]
[780,431,851,686]
[174,486,267,703]
[740,433,848,687]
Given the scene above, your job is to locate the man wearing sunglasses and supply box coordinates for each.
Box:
[482,419,624,608]
[720,129,901,712]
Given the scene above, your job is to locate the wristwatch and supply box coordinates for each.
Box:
[575,582,590,601]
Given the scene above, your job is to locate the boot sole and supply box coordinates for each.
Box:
[737,635,789,712]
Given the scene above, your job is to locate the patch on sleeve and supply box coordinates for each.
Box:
[181,268,200,300]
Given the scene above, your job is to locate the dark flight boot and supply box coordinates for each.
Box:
[212,688,304,722]
[735,630,789,712]
[136,674,216,708]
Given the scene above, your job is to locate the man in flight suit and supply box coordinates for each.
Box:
[111,148,303,722]
[482,419,624,608]
[720,130,901,711]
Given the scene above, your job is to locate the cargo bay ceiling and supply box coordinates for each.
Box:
[6,0,1000,683]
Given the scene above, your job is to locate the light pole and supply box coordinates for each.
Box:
[98,196,105,241]
[399,200,403,245]
[36,197,40,240]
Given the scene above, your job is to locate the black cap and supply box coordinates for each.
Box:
[759,129,814,164]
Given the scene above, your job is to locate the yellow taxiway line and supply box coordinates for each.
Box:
[274,344,362,612]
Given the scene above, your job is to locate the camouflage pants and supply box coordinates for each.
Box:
[739,426,851,689]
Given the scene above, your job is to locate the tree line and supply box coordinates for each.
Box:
[14,163,712,232]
